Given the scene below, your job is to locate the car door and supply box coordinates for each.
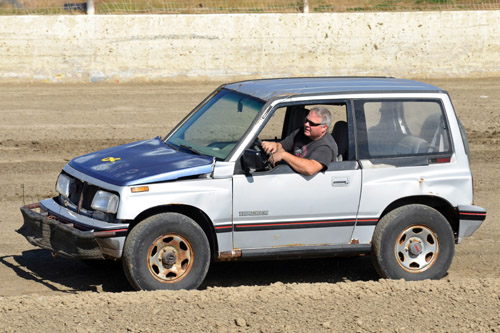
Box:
[232,161,362,249]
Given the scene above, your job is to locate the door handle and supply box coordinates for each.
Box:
[332,177,349,187]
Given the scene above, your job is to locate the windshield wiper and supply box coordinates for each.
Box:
[166,142,179,151]
[180,144,203,156]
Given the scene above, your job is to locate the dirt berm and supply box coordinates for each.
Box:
[0,79,499,332]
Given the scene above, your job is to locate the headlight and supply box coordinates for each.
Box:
[91,190,119,214]
[55,174,73,198]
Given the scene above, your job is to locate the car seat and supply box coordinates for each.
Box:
[367,102,405,156]
[281,106,309,139]
[332,120,348,161]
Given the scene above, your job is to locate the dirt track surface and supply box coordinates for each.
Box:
[0,79,499,332]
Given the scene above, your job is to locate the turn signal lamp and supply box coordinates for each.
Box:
[131,186,149,193]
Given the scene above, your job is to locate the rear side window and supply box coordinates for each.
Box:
[354,100,451,159]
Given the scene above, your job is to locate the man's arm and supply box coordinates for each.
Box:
[270,150,323,176]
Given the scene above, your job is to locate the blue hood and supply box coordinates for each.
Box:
[68,138,214,186]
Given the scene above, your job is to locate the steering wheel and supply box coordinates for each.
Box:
[252,138,272,171]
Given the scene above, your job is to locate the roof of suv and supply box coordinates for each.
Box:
[223,77,445,101]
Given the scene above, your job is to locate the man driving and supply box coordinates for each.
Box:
[262,106,338,176]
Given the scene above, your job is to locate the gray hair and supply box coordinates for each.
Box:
[310,106,332,131]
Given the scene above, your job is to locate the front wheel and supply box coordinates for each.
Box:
[371,204,455,280]
[122,213,210,290]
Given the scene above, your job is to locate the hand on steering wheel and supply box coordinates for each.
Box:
[253,138,272,170]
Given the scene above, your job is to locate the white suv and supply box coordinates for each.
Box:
[19,77,486,290]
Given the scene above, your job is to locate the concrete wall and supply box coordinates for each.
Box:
[1,11,499,82]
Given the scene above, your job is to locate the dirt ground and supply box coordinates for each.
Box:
[0,79,499,332]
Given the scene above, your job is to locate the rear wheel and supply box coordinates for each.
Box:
[122,212,210,290]
[371,204,455,280]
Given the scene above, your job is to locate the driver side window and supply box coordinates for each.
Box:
[261,103,348,142]
[258,106,289,141]
[241,102,349,174]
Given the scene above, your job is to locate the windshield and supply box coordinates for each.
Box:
[167,89,265,160]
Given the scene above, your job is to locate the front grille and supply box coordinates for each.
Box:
[63,177,99,211]
[57,173,118,223]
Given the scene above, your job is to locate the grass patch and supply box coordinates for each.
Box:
[1,0,499,14]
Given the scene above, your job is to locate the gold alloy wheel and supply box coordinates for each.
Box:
[147,233,194,283]
[395,225,440,273]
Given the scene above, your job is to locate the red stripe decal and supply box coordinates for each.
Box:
[240,219,357,228]
[98,228,128,233]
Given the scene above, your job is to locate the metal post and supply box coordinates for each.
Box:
[87,0,95,15]
[303,0,309,13]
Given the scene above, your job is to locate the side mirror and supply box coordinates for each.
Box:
[241,149,267,173]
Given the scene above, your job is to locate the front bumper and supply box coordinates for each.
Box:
[17,201,128,260]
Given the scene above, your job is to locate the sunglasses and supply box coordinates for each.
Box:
[304,118,323,127]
